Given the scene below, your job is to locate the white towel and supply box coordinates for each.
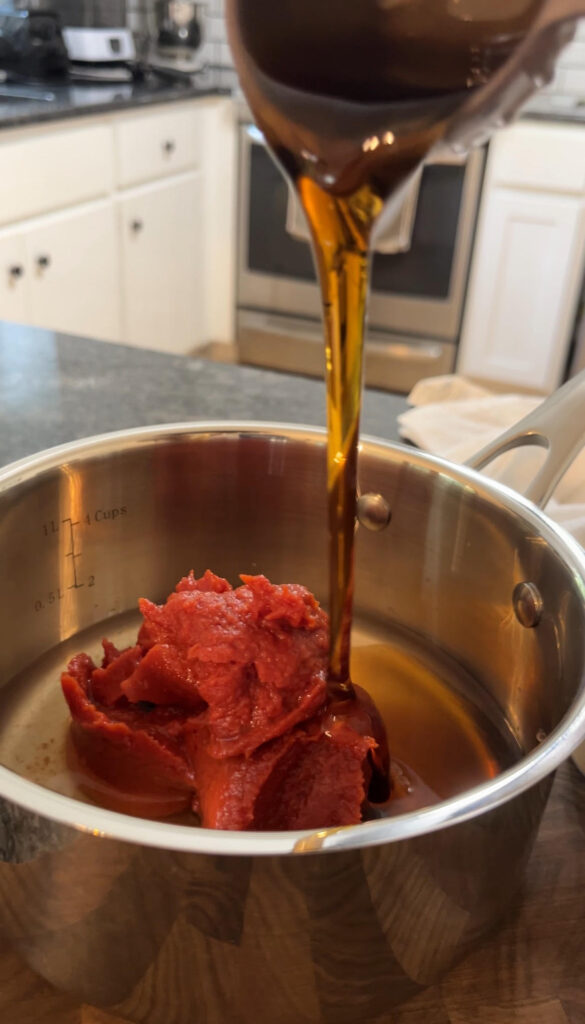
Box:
[398,374,585,548]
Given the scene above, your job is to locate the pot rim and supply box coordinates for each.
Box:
[1,420,585,856]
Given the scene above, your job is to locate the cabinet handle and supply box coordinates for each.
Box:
[131,219,144,233]
[163,139,176,155]
[8,264,24,279]
[36,254,51,270]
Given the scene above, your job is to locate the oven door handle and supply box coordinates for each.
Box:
[237,310,456,391]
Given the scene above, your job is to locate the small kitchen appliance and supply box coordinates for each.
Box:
[61,25,136,65]
[0,7,70,79]
[150,1,207,74]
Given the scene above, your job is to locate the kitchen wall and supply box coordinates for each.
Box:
[536,20,585,107]
[202,0,233,70]
[125,1,156,39]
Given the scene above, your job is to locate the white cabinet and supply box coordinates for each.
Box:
[25,202,120,342]
[119,173,204,352]
[458,189,585,392]
[0,230,28,325]
[0,98,236,352]
[488,121,585,194]
[459,121,585,393]
[0,204,120,341]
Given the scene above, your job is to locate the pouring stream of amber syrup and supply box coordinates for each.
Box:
[298,179,391,795]
[225,0,585,804]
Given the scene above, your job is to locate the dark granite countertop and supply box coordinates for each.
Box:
[0,321,407,468]
[0,66,234,131]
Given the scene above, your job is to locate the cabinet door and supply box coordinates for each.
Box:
[25,201,121,343]
[458,188,585,392]
[0,229,28,325]
[119,172,204,354]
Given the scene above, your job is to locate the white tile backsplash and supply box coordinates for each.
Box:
[218,41,233,66]
[559,40,585,67]
[541,67,567,95]
[562,65,585,96]
[543,18,585,102]
[543,92,582,110]
[197,40,215,66]
[206,15,226,43]
[203,1,234,70]
[125,0,156,38]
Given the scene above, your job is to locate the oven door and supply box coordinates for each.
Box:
[237,124,485,343]
[237,309,457,393]
[238,124,321,319]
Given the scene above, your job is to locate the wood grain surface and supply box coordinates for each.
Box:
[1,759,584,1024]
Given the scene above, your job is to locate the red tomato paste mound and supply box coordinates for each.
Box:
[61,571,378,830]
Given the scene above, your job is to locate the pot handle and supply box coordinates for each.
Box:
[465,369,585,509]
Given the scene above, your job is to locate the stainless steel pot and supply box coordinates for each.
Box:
[1,373,585,1023]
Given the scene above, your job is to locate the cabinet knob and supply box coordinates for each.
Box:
[163,139,176,155]
[36,254,51,270]
[131,219,144,234]
[8,264,24,279]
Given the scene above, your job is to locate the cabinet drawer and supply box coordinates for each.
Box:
[0,123,114,227]
[115,106,201,188]
[490,123,585,194]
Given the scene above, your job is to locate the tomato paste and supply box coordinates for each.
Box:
[61,571,377,830]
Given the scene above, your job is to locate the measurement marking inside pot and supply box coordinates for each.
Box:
[63,518,84,591]
[35,507,128,611]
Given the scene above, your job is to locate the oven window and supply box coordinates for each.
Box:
[247,142,467,300]
[248,143,315,280]
[371,164,465,299]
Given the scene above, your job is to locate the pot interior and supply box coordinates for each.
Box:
[0,426,584,834]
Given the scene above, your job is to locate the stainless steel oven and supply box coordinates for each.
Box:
[236,122,486,393]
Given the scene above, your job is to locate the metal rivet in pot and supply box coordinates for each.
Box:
[357,493,392,532]
[513,582,543,628]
